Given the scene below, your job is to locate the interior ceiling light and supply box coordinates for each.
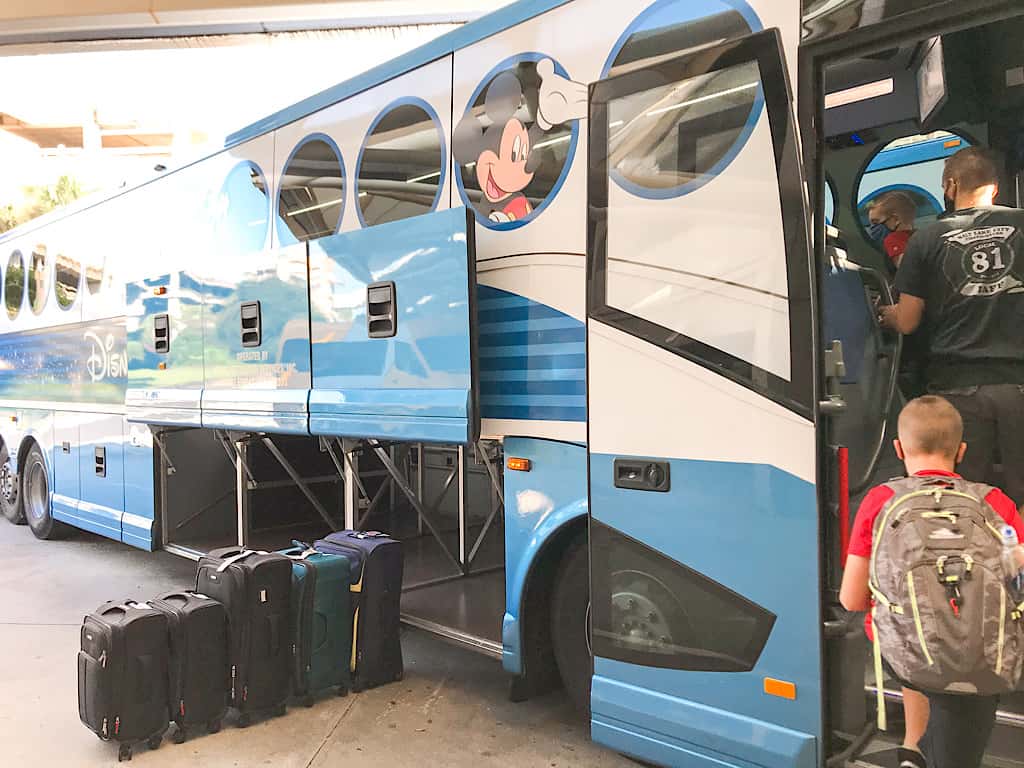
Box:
[824,77,894,109]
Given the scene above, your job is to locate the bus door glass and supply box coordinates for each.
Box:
[586,30,820,768]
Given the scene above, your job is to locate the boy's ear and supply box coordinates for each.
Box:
[893,438,905,461]
[956,442,967,465]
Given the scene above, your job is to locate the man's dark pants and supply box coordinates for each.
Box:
[931,383,1024,507]
[919,691,1000,768]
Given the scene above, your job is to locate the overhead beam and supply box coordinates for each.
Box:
[0,1,501,46]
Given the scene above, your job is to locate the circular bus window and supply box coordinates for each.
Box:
[218,161,270,254]
[600,0,760,199]
[357,99,445,228]
[55,252,81,310]
[824,177,836,226]
[5,251,23,319]
[278,135,346,244]
[454,55,578,229]
[855,130,971,244]
[28,244,49,315]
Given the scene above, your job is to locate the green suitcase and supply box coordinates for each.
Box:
[280,544,353,704]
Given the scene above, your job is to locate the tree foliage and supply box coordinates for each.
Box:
[0,175,84,234]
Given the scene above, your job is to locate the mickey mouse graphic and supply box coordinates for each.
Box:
[455,58,586,225]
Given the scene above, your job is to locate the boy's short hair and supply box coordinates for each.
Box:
[897,396,964,458]
[870,191,917,225]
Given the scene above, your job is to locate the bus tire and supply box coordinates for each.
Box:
[551,535,591,716]
[23,442,66,540]
[0,442,25,524]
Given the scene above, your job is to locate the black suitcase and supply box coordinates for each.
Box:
[149,591,229,742]
[195,548,292,726]
[313,531,403,691]
[78,600,170,762]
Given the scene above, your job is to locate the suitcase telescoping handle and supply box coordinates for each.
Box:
[215,549,269,573]
[286,541,318,560]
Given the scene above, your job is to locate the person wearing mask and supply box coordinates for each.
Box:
[868,190,918,268]
[879,146,1024,506]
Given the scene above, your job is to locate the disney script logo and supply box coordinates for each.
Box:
[85,331,126,383]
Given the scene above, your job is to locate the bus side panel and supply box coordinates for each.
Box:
[72,413,124,540]
[122,420,155,550]
[51,411,80,526]
[200,135,311,434]
[501,436,587,675]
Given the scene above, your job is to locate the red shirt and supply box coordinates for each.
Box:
[883,229,913,265]
[848,470,1024,636]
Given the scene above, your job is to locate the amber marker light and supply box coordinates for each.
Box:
[506,457,531,472]
[763,678,796,700]
[158,362,167,370]
[943,138,962,149]
[153,286,167,295]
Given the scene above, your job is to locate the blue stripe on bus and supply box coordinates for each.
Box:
[476,285,586,422]
[480,379,586,395]
[478,327,586,347]
[865,134,968,172]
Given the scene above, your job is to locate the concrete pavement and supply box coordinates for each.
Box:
[0,520,634,767]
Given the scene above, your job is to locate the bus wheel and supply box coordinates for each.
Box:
[23,443,66,540]
[0,443,25,524]
[551,536,591,716]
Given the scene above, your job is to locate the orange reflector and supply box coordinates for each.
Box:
[158,362,167,370]
[506,457,531,472]
[153,286,167,296]
[764,678,796,700]
[944,139,962,149]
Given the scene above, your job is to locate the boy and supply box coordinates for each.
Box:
[867,190,917,268]
[840,395,1024,768]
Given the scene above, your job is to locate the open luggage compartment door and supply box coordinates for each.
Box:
[308,207,479,444]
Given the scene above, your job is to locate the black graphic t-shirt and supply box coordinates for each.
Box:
[895,205,1024,389]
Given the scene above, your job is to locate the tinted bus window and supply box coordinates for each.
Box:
[55,252,81,310]
[278,136,345,243]
[357,101,444,227]
[5,251,23,319]
[28,245,49,315]
[218,161,270,254]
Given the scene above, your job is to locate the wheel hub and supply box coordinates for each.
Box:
[25,461,47,524]
[0,462,16,503]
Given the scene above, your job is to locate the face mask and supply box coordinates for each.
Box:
[868,221,890,244]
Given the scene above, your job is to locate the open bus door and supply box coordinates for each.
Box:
[585,30,822,768]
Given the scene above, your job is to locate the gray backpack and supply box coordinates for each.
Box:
[869,476,1024,724]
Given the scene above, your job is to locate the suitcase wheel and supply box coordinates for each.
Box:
[337,685,349,698]
[237,713,252,729]
[117,744,132,762]
[208,719,222,735]
[275,703,288,718]
[303,695,315,709]
[147,734,162,751]
[173,726,187,745]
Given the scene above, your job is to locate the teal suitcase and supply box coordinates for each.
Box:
[279,545,353,704]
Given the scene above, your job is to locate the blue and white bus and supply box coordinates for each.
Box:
[1,1,1022,766]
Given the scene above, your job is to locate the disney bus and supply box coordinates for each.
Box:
[0,0,1022,765]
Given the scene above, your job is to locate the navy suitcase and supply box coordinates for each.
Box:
[149,591,229,742]
[313,531,403,691]
[78,600,170,762]
[279,544,354,703]
[195,548,292,726]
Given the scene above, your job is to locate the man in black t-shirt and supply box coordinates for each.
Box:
[879,146,1024,506]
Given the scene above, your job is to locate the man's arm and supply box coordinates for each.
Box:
[840,554,872,611]
[879,293,925,334]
